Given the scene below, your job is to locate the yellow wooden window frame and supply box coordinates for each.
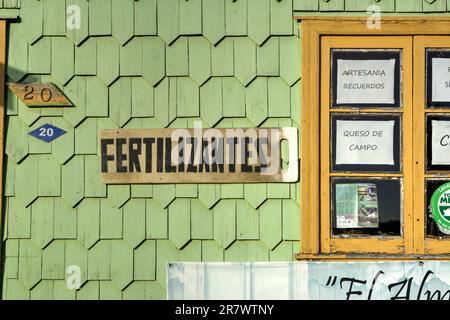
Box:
[320,36,413,255]
[295,17,450,261]
[414,36,450,255]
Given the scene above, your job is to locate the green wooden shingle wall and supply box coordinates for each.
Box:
[0,0,19,19]
[1,0,450,300]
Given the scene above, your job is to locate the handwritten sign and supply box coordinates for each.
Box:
[99,127,298,184]
[332,51,400,107]
[430,120,450,165]
[168,261,450,300]
[430,58,450,103]
[7,83,73,107]
[335,120,395,166]
[426,51,450,108]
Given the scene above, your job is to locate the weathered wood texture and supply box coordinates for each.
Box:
[7,83,73,107]
[99,127,298,184]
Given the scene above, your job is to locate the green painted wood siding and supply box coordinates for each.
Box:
[2,0,450,300]
[0,0,20,19]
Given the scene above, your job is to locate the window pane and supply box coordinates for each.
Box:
[426,115,450,171]
[331,178,402,237]
[331,114,401,172]
[426,49,450,108]
[331,49,401,108]
[426,179,450,239]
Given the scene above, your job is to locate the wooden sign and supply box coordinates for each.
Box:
[332,50,400,107]
[100,127,298,184]
[7,83,73,107]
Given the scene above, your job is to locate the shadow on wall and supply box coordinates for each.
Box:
[1,18,36,293]
[0,53,26,298]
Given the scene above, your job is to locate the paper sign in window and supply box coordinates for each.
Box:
[335,120,395,166]
[431,58,450,103]
[336,59,396,105]
[336,183,379,229]
[431,120,450,165]
[331,50,401,108]
[426,51,450,108]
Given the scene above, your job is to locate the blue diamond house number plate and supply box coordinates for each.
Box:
[29,124,66,143]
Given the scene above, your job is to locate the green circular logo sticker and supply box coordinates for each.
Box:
[431,182,450,230]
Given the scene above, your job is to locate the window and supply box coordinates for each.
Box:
[298,18,450,259]
[414,36,450,255]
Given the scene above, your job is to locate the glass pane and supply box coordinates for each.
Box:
[331,178,402,237]
[426,115,450,171]
[426,179,450,239]
[331,49,401,108]
[331,114,401,172]
[426,49,450,108]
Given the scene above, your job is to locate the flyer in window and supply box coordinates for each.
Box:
[336,183,379,228]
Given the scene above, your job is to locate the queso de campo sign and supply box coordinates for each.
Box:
[99,127,298,184]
